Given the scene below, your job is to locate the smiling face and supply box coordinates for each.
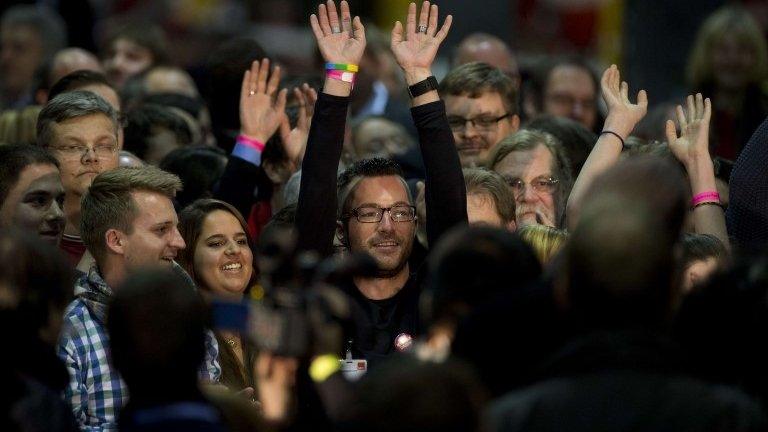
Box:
[493,144,557,227]
[445,91,518,167]
[344,176,415,278]
[0,163,65,245]
[118,190,185,271]
[193,209,253,298]
[48,113,119,197]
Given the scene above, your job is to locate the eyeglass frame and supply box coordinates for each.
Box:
[47,142,119,160]
[342,204,417,223]
[503,175,560,197]
[447,113,512,133]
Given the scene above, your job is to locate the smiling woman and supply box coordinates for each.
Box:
[177,198,258,393]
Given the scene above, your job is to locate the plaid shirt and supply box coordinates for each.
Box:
[57,266,221,431]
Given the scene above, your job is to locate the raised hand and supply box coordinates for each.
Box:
[666,93,712,166]
[391,1,452,80]
[310,0,366,65]
[240,58,288,143]
[601,64,648,139]
[280,83,318,169]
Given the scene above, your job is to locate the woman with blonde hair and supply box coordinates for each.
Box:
[686,5,768,160]
[516,224,568,265]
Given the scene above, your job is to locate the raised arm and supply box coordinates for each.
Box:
[215,59,287,219]
[567,65,647,228]
[295,0,366,255]
[726,116,768,250]
[667,94,730,250]
[391,1,466,245]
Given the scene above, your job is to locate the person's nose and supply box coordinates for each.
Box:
[170,227,186,250]
[48,199,65,223]
[376,210,396,232]
[519,184,538,203]
[81,147,99,164]
[463,120,481,139]
[225,239,241,255]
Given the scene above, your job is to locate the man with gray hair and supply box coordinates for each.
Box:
[37,90,121,265]
[0,5,67,109]
[57,165,221,431]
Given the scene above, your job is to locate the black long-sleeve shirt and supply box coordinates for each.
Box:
[295,92,467,365]
[726,115,768,251]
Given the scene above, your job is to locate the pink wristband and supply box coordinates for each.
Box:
[326,70,356,85]
[691,191,720,207]
[237,134,265,152]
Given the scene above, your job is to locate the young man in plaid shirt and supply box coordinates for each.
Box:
[57,166,221,431]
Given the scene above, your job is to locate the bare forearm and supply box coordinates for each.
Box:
[687,156,730,250]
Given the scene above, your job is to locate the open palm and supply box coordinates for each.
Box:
[310,1,366,65]
[391,1,452,72]
[666,93,712,165]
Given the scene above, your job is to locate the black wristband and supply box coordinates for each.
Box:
[408,76,439,99]
[600,130,625,149]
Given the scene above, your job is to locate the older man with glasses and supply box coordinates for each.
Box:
[37,90,121,265]
[486,129,573,228]
[440,61,520,168]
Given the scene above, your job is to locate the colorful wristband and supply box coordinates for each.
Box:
[691,191,720,207]
[326,70,356,85]
[236,134,265,152]
[325,62,359,72]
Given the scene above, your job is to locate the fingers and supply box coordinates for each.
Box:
[435,14,453,42]
[256,58,269,93]
[352,15,365,43]
[406,2,417,37]
[340,0,352,34]
[636,89,648,108]
[427,4,438,36]
[293,87,308,130]
[317,3,332,35]
[676,105,688,131]
[665,119,678,144]
[310,14,324,40]
[266,65,281,96]
[418,1,430,34]
[620,81,629,102]
[686,94,696,125]
[327,0,341,33]
[695,92,704,120]
[391,20,404,45]
[275,88,288,114]
[703,96,712,124]
[240,69,250,106]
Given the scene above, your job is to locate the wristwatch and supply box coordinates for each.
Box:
[407,76,439,99]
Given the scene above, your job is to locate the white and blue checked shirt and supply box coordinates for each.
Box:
[57,266,221,431]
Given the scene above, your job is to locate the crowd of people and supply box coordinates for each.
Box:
[2,0,768,431]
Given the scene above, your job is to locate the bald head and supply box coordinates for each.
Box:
[49,48,102,86]
[454,33,518,85]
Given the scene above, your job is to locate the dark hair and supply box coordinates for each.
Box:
[177,199,254,288]
[440,62,518,115]
[337,157,408,217]
[108,269,207,397]
[0,144,59,204]
[205,38,266,151]
[425,225,541,327]
[48,70,113,102]
[525,114,596,179]
[675,251,768,408]
[681,233,728,268]
[123,103,193,161]
[1,5,67,61]
[102,22,168,66]
[142,92,204,119]
[158,146,227,210]
[0,228,72,333]
[566,156,688,329]
[347,356,487,432]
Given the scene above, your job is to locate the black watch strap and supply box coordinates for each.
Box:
[407,76,439,99]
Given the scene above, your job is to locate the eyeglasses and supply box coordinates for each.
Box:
[503,176,559,196]
[344,204,416,223]
[447,113,511,133]
[49,143,118,160]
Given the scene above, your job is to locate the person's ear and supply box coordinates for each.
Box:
[105,229,125,255]
[335,220,347,246]
[510,114,521,132]
[507,219,517,232]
